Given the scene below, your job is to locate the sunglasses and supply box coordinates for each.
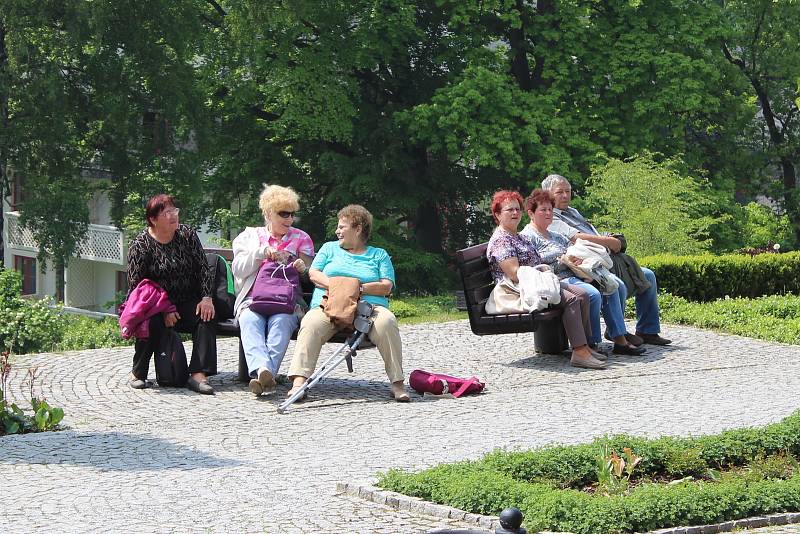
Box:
[277,211,296,219]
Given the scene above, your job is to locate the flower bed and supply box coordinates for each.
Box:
[379,410,800,534]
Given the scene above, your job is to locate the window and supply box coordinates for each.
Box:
[13,255,36,295]
[11,170,25,211]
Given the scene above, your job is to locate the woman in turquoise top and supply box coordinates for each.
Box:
[287,204,409,402]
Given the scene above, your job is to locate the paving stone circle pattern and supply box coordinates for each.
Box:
[2,319,800,533]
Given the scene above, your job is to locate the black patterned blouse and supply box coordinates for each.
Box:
[126,224,213,304]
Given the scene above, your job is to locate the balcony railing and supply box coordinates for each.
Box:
[5,211,125,265]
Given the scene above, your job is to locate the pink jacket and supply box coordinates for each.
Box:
[119,279,176,339]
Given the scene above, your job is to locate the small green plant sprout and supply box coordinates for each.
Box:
[622,447,642,478]
[596,445,643,495]
[0,352,65,435]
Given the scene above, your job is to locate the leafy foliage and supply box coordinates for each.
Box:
[379,410,800,533]
[584,154,719,257]
[0,269,65,354]
[0,352,64,435]
[636,293,800,346]
[640,251,800,301]
[734,202,796,251]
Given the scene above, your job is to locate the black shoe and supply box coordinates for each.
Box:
[605,331,644,346]
[636,332,672,345]
[187,377,215,395]
[612,343,646,356]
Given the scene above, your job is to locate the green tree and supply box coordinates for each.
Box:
[720,0,800,240]
[584,154,720,257]
[0,0,208,297]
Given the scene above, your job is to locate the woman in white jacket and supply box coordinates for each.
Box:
[232,185,315,396]
[520,189,645,357]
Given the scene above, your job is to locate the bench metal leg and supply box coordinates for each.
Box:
[237,338,250,382]
[533,317,569,354]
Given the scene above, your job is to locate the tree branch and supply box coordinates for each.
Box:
[205,0,227,18]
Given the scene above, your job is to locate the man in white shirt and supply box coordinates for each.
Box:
[542,174,671,346]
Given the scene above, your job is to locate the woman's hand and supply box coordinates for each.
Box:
[567,255,583,266]
[292,257,306,273]
[163,311,180,328]
[196,297,216,322]
[260,245,290,264]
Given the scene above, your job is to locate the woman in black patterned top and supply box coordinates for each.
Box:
[125,194,217,394]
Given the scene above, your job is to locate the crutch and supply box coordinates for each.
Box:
[277,300,375,414]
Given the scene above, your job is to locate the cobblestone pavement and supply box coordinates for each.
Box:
[2,320,800,533]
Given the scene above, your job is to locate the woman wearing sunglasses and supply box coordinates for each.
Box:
[231,184,315,397]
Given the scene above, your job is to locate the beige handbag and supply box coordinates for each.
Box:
[485,277,525,314]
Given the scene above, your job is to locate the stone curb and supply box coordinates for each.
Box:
[337,482,800,534]
[336,482,499,530]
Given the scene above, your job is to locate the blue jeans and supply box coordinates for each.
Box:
[239,307,299,377]
[612,267,661,335]
[566,277,628,343]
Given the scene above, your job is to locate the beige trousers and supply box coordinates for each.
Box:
[288,306,404,383]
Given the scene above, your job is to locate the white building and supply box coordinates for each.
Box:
[3,172,220,313]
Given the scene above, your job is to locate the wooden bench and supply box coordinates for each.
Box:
[206,248,372,382]
[455,242,568,354]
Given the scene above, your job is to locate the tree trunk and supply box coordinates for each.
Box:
[413,200,443,254]
[55,257,65,303]
[780,156,800,243]
[722,41,800,242]
[0,19,8,267]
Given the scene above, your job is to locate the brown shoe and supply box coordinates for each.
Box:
[570,354,607,369]
[636,332,672,345]
[257,368,276,393]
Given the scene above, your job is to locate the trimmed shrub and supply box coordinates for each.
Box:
[0,269,66,354]
[378,410,800,533]
[641,251,800,301]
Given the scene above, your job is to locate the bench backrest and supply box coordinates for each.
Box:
[455,242,562,336]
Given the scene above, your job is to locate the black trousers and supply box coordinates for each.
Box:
[131,299,218,380]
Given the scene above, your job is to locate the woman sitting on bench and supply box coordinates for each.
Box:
[520,189,645,357]
[287,204,410,402]
[486,190,606,370]
[231,184,315,397]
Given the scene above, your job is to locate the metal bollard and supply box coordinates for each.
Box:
[427,507,526,534]
[496,507,526,534]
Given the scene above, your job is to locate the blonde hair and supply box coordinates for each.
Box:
[337,204,373,242]
[259,184,300,219]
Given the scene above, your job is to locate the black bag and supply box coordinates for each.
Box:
[155,329,189,387]
[206,253,236,320]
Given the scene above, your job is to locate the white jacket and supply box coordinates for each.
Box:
[564,239,619,295]
[231,227,267,318]
[517,265,562,311]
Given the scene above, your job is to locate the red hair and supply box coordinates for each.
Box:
[490,190,524,222]
[524,189,554,213]
[145,194,176,227]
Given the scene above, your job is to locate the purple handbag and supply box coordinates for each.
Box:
[249,261,301,316]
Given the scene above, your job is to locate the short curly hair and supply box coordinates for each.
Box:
[524,189,555,213]
[259,184,300,219]
[337,204,373,242]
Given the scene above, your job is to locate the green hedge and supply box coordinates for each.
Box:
[640,251,800,301]
[647,293,800,345]
[379,410,800,533]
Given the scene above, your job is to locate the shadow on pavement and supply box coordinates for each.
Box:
[0,430,244,471]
